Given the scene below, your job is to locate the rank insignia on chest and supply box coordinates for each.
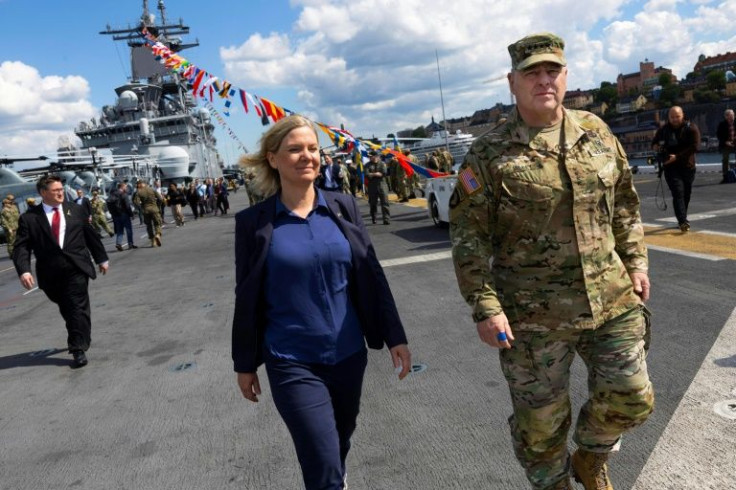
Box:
[458,166,482,195]
[586,131,611,156]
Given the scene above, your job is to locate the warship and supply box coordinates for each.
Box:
[73,0,224,184]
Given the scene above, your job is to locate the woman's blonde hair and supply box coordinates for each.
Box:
[238,115,318,199]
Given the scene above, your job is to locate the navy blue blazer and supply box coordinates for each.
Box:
[232,190,408,373]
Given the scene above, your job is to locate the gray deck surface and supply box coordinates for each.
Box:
[1,173,735,489]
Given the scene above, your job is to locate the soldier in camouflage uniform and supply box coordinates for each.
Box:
[365,151,390,224]
[90,191,114,238]
[133,181,163,247]
[404,148,419,198]
[395,156,410,202]
[389,155,408,202]
[1,194,20,256]
[440,148,454,173]
[449,33,653,490]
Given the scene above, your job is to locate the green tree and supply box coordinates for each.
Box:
[411,126,427,138]
[694,88,720,103]
[658,73,673,86]
[706,70,726,91]
[658,84,681,107]
[594,81,618,106]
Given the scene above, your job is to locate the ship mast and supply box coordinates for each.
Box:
[435,50,450,153]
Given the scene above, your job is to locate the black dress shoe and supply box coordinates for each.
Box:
[115,244,124,252]
[129,244,138,249]
[71,350,88,368]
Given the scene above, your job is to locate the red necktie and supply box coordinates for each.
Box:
[51,207,60,244]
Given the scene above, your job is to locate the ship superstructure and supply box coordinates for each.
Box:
[74,0,223,183]
[407,129,475,166]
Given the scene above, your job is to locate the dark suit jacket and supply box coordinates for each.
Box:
[12,201,108,291]
[75,197,93,217]
[232,190,408,373]
[716,120,734,151]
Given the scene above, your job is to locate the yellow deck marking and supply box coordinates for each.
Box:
[644,226,736,260]
[389,194,736,260]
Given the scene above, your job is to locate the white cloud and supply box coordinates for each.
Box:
[219,0,648,137]
[0,61,95,155]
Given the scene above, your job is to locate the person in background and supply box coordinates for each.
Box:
[196,179,208,216]
[364,151,390,225]
[108,182,137,251]
[153,179,166,224]
[651,106,700,232]
[1,194,20,256]
[90,190,114,238]
[234,115,411,490]
[716,108,735,183]
[167,183,186,227]
[186,182,201,220]
[346,160,359,197]
[206,178,216,215]
[12,175,109,369]
[133,181,163,247]
[216,177,230,215]
[74,189,93,219]
[450,32,653,490]
[318,152,343,192]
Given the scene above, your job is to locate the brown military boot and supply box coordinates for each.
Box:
[571,449,613,490]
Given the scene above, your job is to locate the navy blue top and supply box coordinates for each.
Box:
[264,190,365,364]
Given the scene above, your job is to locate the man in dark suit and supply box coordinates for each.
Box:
[74,188,93,218]
[12,175,109,368]
[716,108,735,183]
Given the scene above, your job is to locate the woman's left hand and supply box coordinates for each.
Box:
[389,344,412,380]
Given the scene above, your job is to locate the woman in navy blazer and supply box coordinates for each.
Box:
[233,115,411,490]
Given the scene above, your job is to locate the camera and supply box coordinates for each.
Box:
[648,142,667,178]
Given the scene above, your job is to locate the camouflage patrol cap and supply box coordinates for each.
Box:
[508,32,566,71]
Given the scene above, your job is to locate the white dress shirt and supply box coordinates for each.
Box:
[42,202,67,248]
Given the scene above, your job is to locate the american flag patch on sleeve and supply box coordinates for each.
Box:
[458,166,481,195]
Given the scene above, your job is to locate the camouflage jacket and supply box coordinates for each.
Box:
[90,197,106,216]
[449,108,647,330]
[133,186,162,212]
[1,205,19,231]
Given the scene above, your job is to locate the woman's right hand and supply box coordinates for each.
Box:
[237,372,262,402]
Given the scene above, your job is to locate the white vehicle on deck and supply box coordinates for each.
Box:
[424,174,458,227]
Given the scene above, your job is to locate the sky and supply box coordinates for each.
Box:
[1,0,735,168]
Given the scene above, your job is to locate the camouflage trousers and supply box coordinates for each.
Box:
[3,227,15,256]
[143,209,162,239]
[499,306,654,489]
[92,214,113,236]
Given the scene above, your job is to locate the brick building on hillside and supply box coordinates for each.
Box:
[694,52,736,73]
[617,60,676,97]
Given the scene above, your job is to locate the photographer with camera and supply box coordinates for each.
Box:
[651,106,700,232]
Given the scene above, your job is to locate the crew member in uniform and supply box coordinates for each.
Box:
[365,151,390,225]
[1,194,20,256]
[449,33,653,490]
[133,181,163,247]
[90,190,114,237]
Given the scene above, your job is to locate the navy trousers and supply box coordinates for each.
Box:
[266,349,368,490]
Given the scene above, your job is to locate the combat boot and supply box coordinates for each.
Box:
[571,449,613,490]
